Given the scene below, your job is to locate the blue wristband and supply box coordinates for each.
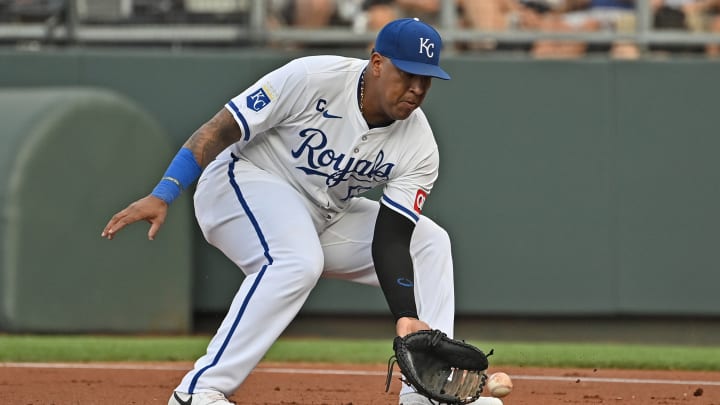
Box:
[151,147,203,204]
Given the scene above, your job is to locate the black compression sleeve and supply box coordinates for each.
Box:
[372,204,418,321]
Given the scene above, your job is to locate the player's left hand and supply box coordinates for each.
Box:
[387,329,491,404]
[101,195,168,241]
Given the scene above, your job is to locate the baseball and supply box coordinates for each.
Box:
[487,372,513,398]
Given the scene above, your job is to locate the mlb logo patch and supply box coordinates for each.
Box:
[246,87,272,112]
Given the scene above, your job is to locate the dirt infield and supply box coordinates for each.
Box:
[1,362,719,404]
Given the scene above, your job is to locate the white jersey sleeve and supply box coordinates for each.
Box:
[382,148,438,223]
[224,59,307,144]
[380,112,440,223]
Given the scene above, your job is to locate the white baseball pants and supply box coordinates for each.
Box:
[175,156,455,396]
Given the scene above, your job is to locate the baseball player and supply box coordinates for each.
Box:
[102,18,501,405]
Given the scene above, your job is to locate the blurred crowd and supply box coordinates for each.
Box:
[2,0,720,57]
[268,0,720,58]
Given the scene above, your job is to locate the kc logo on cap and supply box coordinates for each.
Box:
[419,38,435,58]
[374,18,451,80]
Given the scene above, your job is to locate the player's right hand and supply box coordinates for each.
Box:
[101,195,168,241]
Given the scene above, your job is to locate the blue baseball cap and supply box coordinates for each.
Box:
[374,18,451,80]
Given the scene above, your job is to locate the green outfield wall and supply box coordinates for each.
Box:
[0,87,193,333]
[1,49,718,330]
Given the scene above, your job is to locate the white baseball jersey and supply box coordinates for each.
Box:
[221,55,439,223]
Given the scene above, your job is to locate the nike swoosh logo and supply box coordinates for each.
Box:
[173,392,192,405]
[322,110,342,119]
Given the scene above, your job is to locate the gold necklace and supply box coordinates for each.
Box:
[359,70,365,113]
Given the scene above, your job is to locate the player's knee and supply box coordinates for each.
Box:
[431,224,452,253]
[286,251,325,289]
[414,217,452,253]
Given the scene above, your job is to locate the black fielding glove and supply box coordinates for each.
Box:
[386,330,492,404]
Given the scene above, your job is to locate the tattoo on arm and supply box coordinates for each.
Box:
[182,108,243,167]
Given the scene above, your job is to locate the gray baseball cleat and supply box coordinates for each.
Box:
[168,390,235,405]
[399,392,503,405]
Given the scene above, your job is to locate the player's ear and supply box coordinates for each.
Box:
[370,51,384,75]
